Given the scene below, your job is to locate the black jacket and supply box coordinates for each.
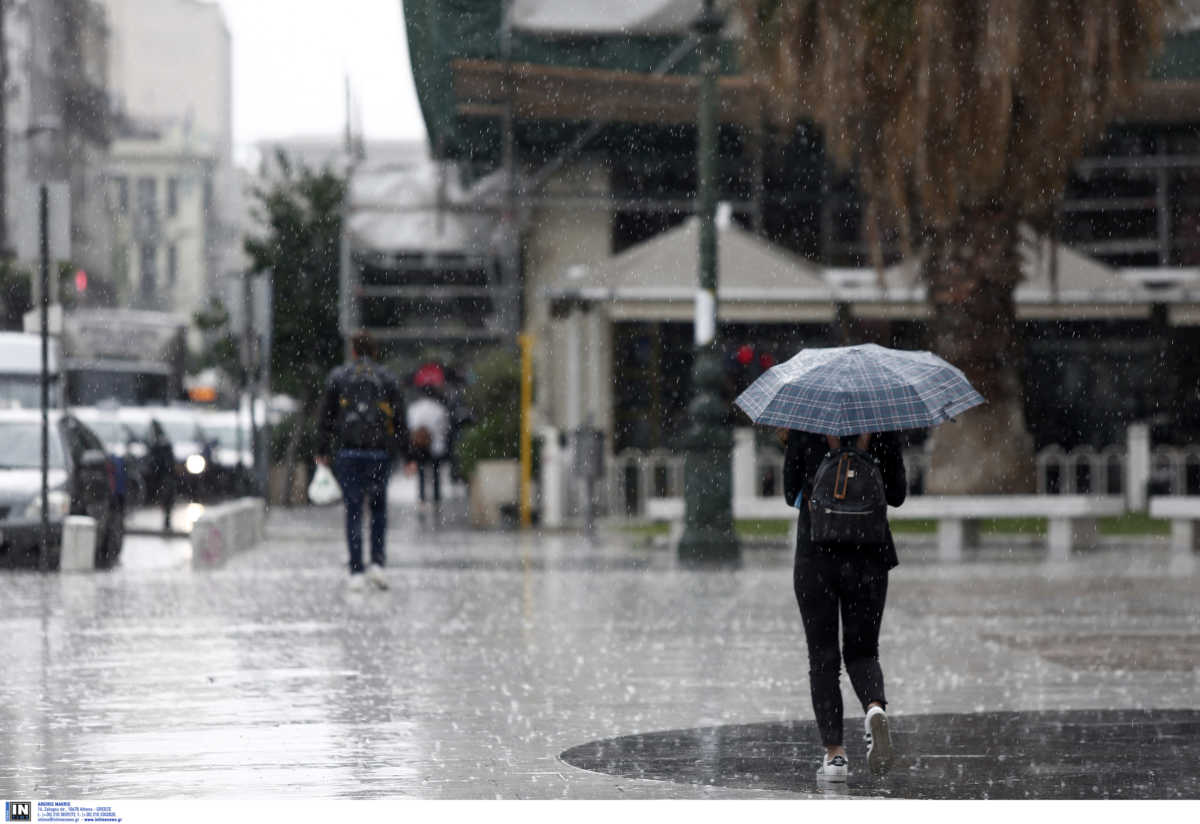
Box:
[783,430,907,569]
[317,358,408,458]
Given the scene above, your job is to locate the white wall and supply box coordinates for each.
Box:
[102,0,232,156]
[522,159,613,433]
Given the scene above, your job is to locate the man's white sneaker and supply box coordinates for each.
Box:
[365,563,389,590]
[865,706,893,775]
[346,573,366,592]
[815,754,848,782]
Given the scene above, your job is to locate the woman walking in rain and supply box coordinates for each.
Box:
[736,344,984,783]
[783,428,906,782]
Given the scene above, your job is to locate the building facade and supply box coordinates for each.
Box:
[106,124,215,314]
[2,0,114,297]
[401,0,1200,466]
[99,0,237,317]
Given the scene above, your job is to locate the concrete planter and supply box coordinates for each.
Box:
[192,497,267,568]
[469,459,520,528]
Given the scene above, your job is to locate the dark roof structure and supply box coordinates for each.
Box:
[404,0,1200,168]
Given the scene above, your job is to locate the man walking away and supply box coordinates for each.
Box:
[316,332,409,591]
[406,384,450,518]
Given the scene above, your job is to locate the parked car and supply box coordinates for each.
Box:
[0,331,63,409]
[72,405,152,508]
[194,408,256,498]
[0,410,125,569]
[118,406,212,501]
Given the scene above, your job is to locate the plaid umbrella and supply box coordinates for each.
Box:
[734,343,985,435]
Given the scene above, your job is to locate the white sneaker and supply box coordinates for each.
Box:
[365,563,389,590]
[815,754,848,782]
[865,706,893,775]
[346,573,366,592]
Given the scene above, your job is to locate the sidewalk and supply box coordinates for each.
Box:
[1,477,1196,799]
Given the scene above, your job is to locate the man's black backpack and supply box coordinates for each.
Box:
[808,446,889,545]
[336,362,396,451]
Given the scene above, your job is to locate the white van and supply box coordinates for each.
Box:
[0,331,63,409]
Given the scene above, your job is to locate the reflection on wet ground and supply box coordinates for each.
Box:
[561,709,1200,799]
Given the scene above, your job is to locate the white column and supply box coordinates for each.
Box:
[1047,518,1073,562]
[1126,423,1150,512]
[1170,519,1196,557]
[937,520,964,562]
[565,309,584,519]
[586,308,604,424]
[540,425,564,528]
[732,428,757,503]
[566,311,583,432]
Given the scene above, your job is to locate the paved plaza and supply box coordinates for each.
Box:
[1,479,1197,800]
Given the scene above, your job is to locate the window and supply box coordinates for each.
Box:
[167,177,179,218]
[139,243,157,303]
[113,176,129,212]
[167,243,178,285]
[137,177,156,215]
[136,177,158,239]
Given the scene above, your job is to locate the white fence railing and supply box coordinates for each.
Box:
[603,440,1200,519]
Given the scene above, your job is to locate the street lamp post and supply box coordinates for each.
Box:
[24,119,62,572]
[38,181,49,571]
[677,0,739,564]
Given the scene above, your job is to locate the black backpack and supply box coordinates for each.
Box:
[336,363,396,451]
[808,446,889,545]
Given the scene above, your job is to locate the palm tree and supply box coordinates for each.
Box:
[739,0,1172,491]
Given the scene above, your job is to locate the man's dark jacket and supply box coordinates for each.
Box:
[783,430,907,569]
[317,357,409,459]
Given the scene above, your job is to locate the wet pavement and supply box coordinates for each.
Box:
[562,709,1200,799]
[1,476,1197,799]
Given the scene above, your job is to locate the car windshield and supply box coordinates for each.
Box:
[141,418,199,444]
[81,419,124,444]
[0,375,60,410]
[0,422,66,468]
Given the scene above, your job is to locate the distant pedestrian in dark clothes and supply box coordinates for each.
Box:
[782,428,907,782]
[147,419,176,531]
[316,331,412,592]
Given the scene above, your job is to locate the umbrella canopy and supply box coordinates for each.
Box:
[413,362,446,389]
[734,343,985,436]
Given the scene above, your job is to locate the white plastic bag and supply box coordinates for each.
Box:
[308,463,342,505]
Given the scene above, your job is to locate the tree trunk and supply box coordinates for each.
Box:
[923,205,1036,493]
[282,387,316,507]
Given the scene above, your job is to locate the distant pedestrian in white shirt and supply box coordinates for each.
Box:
[406,386,451,506]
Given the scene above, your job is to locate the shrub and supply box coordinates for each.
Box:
[454,347,521,480]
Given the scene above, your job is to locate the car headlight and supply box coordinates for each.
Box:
[24,490,71,521]
[186,454,207,475]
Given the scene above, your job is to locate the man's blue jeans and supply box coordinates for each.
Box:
[332,450,392,573]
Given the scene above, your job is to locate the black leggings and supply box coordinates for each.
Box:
[794,544,889,747]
